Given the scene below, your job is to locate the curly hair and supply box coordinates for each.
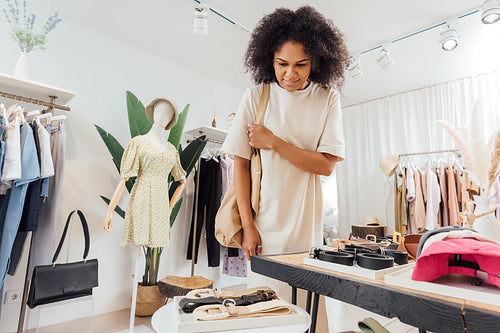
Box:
[244,6,349,90]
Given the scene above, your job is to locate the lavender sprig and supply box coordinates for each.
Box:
[1,0,61,52]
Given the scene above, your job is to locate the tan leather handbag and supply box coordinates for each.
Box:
[214,84,270,248]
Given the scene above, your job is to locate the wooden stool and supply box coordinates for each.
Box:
[158,275,213,299]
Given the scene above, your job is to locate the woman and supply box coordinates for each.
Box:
[223,6,349,261]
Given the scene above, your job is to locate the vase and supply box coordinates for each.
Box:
[135,283,166,317]
[13,52,30,79]
[472,195,500,242]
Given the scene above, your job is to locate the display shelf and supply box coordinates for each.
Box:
[384,265,500,307]
[0,71,74,105]
[303,256,414,280]
[185,126,227,143]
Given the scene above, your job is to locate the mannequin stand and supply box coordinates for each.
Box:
[130,246,142,333]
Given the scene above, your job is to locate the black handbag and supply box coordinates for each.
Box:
[27,210,99,309]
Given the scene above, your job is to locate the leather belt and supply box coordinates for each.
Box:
[179,290,275,313]
[356,253,394,270]
[381,248,408,265]
[310,248,355,266]
[319,250,354,266]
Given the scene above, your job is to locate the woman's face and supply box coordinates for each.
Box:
[273,41,311,92]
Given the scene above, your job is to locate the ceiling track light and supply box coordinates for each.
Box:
[481,0,500,24]
[193,5,209,34]
[440,21,459,51]
[347,55,363,78]
[376,44,394,69]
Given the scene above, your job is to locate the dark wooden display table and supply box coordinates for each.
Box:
[251,253,500,333]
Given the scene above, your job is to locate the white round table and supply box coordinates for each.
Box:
[151,301,311,333]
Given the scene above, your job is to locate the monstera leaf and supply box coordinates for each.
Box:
[168,104,190,150]
[127,90,151,138]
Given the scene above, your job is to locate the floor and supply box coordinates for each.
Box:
[24,308,154,333]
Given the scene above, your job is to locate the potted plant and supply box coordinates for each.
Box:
[2,0,62,78]
[95,91,207,316]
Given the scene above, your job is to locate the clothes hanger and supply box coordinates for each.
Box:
[11,105,25,122]
[26,109,40,122]
[6,103,17,118]
[38,112,52,126]
[50,114,66,129]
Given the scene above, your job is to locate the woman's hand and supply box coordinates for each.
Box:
[242,225,262,260]
[247,124,276,150]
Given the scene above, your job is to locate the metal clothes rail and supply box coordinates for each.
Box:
[0,91,71,112]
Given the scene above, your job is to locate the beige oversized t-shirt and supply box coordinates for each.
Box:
[223,82,346,255]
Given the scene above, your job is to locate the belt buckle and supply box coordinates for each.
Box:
[309,247,319,259]
[223,299,236,307]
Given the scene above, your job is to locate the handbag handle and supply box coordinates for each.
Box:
[52,210,91,263]
[251,83,270,155]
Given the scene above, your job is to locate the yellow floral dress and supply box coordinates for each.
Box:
[119,135,186,247]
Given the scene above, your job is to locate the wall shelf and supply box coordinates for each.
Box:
[0,72,74,106]
[185,126,227,144]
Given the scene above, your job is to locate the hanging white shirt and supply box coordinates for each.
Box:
[0,116,21,194]
[425,168,441,230]
[38,123,55,179]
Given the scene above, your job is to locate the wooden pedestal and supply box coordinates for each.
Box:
[158,275,214,299]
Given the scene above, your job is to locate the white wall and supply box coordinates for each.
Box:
[0,7,245,332]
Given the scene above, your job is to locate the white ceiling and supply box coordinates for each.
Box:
[44,0,500,106]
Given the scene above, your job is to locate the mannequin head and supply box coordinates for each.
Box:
[145,97,179,130]
[153,101,175,129]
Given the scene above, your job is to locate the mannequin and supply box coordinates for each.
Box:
[103,100,186,232]
[103,99,186,332]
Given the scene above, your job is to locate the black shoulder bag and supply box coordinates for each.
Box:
[27,210,99,308]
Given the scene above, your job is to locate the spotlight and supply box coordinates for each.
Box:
[376,44,394,69]
[193,6,208,34]
[347,55,363,78]
[481,0,500,24]
[440,21,459,51]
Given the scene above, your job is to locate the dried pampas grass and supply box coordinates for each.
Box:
[438,100,498,194]
[488,130,500,191]
[437,120,474,172]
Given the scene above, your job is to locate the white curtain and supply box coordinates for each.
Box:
[336,71,500,238]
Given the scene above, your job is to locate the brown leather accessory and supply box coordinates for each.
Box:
[397,234,422,259]
[214,84,270,248]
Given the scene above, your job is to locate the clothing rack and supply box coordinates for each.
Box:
[0,91,72,332]
[185,126,227,276]
[0,91,70,112]
[393,149,461,233]
[398,148,460,158]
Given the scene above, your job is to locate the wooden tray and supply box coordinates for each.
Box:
[173,296,310,332]
[303,256,414,280]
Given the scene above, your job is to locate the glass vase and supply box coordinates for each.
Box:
[13,52,30,79]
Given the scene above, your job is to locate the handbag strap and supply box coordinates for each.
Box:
[251,83,270,155]
[52,210,91,263]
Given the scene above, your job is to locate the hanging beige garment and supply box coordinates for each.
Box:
[447,162,460,225]
[455,168,462,210]
[400,167,408,229]
[413,170,426,232]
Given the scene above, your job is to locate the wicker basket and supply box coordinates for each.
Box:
[135,283,166,317]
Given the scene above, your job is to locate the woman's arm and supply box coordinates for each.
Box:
[103,177,130,232]
[233,156,262,260]
[247,124,337,176]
